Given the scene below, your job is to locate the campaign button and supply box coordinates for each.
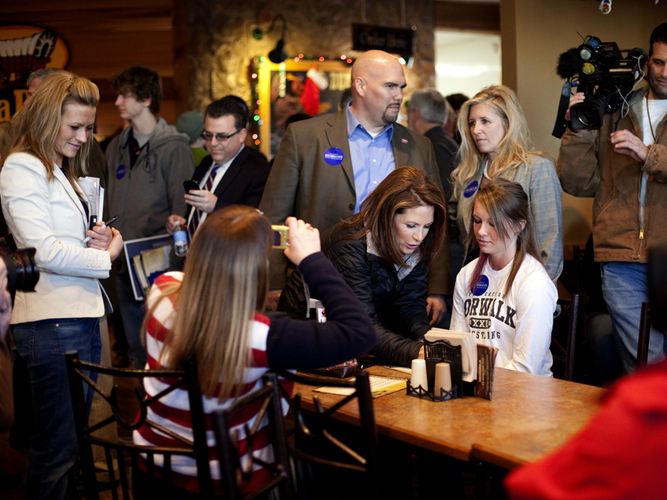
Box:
[324,147,344,166]
[473,274,489,296]
[464,180,479,198]
[116,164,126,180]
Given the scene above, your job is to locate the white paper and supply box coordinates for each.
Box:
[313,376,406,397]
[77,176,101,221]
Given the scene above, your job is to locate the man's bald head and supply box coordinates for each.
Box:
[351,50,403,85]
[349,50,406,133]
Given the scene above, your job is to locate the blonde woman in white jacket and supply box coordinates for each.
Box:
[1,72,123,500]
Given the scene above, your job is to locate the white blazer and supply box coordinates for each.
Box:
[1,153,112,324]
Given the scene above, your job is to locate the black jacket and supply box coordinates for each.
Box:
[424,126,459,203]
[171,147,270,271]
[189,147,270,214]
[279,223,431,367]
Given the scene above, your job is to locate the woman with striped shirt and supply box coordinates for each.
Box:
[133,205,376,497]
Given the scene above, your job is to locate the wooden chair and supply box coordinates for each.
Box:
[551,294,581,381]
[65,350,213,500]
[213,372,294,500]
[278,370,379,500]
[637,302,652,370]
[648,244,667,333]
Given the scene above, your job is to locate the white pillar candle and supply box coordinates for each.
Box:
[434,362,452,399]
[411,359,428,391]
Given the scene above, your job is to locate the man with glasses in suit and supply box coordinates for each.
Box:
[166,96,270,242]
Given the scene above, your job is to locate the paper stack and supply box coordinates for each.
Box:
[424,329,478,382]
[78,176,104,221]
[313,376,406,398]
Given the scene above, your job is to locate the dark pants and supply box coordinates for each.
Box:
[12,317,101,500]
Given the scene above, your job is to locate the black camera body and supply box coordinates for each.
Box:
[2,248,39,292]
[556,36,647,131]
[0,242,39,293]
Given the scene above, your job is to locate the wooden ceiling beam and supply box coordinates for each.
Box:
[434,1,500,33]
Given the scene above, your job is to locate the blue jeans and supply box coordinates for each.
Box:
[600,262,667,373]
[12,317,101,500]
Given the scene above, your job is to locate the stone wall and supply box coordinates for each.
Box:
[187,0,436,111]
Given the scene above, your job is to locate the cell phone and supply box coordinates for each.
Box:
[271,225,289,249]
[184,180,199,193]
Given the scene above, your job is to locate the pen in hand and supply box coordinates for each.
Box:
[83,215,119,244]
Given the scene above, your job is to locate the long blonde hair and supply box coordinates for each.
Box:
[451,85,543,190]
[6,71,98,189]
[143,205,272,401]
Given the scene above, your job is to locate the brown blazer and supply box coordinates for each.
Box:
[559,87,667,264]
[259,109,451,295]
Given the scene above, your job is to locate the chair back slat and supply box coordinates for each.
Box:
[551,294,581,381]
[637,302,652,370]
[279,369,380,500]
[213,372,294,500]
[65,351,213,499]
[117,450,129,500]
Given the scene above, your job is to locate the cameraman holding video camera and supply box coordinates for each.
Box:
[559,23,667,374]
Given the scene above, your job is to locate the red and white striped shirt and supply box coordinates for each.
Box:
[133,272,293,495]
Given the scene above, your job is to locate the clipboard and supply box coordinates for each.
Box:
[123,234,172,300]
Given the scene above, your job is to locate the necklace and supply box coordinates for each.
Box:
[646,94,657,142]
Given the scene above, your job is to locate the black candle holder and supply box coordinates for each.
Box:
[406,379,458,402]
[426,338,464,398]
[405,341,499,401]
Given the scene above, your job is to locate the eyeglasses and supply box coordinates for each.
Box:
[200,130,241,142]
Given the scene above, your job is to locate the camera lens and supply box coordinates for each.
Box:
[577,105,600,127]
[571,100,605,131]
[3,248,40,292]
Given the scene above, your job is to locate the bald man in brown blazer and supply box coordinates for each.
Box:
[260,50,451,321]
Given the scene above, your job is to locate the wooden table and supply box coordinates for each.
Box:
[294,366,606,469]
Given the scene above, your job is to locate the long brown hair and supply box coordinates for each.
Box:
[342,166,446,268]
[143,205,272,401]
[467,179,541,296]
[6,71,99,190]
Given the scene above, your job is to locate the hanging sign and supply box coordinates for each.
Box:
[352,24,414,55]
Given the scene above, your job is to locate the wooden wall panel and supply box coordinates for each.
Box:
[434,1,500,33]
[0,0,171,13]
[0,0,186,140]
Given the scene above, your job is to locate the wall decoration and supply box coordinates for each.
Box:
[0,25,69,122]
[257,59,351,158]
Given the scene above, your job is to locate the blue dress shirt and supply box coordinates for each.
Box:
[346,105,395,213]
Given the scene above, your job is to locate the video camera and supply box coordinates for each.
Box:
[553,36,647,137]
